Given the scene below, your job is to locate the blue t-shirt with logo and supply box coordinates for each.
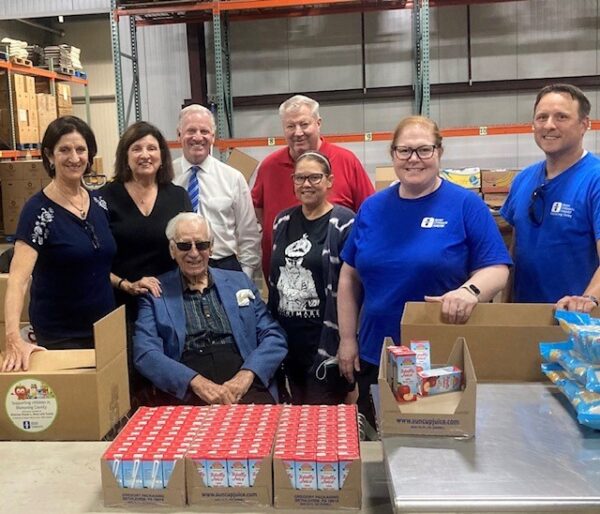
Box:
[341,180,511,365]
[501,152,600,303]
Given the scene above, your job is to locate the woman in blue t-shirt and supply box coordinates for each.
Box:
[2,116,116,372]
[337,115,512,428]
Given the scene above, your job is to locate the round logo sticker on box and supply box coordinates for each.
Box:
[5,378,58,432]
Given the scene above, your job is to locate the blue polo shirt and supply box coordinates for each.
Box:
[342,180,511,365]
[501,152,600,303]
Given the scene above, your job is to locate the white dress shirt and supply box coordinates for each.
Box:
[173,154,261,277]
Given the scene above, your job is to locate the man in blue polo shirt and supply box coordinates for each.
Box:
[501,84,600,312]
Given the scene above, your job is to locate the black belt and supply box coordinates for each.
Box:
[209,254,242,272]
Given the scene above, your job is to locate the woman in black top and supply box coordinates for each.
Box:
[268,151,355,404]
[102,121,191,318]
[101,122,191,402]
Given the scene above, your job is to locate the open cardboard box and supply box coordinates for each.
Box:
[226,148,259,184]
[400,302,577,382]
[273,456,361,510]
[0,306,130,440]
[186,454,273,507]
[378,337,476,438]
[101,456,187,507]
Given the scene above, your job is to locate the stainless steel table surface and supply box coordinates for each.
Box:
[382,383,600,513]
[0,441,392,514]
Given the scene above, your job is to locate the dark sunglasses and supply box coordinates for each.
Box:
[528,185,546,226]
[173,240,211,252]
[83,220,100,250]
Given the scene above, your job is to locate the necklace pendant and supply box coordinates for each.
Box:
[79,210,86,219]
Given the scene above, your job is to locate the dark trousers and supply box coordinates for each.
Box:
[209,254,242,272]
[356,359,379,430]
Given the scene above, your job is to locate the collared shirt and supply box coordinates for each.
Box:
[173,154,261,276]
[182,273,236,351]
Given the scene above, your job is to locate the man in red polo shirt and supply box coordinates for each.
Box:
[252,95,374,277]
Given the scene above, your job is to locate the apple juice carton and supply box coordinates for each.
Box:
[418,366,463,396]
[142,452,165,489]
[410,340,431,371]
[294,452,317,490]
[227,450,250,487]
[206,450,229,487]
[389,345,418,402]
[316,452,339,490]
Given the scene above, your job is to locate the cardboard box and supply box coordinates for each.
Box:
[57,105,74,117]
[378,337,476,437]
[226,148,259,183]
[36,93,57,140]
[186,454,273,507]
[484,192,508,210]
[56,83,72,109]
[400,302,575,382]
[0,305,130,440]
[273,456,361,509]
[375,166,397,191]
[440,167,481,190]
[481,169,520,194]
[101,456,187,507]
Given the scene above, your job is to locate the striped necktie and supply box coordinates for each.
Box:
[187,166,200,212]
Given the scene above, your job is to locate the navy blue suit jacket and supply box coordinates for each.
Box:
[133,267,287,402]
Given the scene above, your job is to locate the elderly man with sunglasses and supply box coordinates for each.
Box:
[133,212,287,405]
[501,84,600,312]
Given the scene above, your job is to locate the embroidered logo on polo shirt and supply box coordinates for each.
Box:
[550,202,574,219]
[421,217,448,228]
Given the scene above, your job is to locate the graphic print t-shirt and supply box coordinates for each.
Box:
[271,209,330,366]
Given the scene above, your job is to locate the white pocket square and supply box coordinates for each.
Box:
[236,289,256,306]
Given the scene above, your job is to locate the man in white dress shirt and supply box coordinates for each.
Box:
[173,104,261,277]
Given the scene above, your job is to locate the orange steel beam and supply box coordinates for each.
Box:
[0,61,88,85]
[165,120,600,151]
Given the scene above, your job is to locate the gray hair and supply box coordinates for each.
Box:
[279,95,320,119]
[178,104,216,133]
[165,212,214,244]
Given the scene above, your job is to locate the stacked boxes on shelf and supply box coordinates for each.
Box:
[35,93,57,139]
[440,167,481,192]
[0,72,39,145]
[55,82,73,117]
[0,160,49,234]
[481,168,520,210]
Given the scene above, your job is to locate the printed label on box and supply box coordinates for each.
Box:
[5,378,58,432]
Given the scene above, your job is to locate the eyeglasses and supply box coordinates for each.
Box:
[173,240,211,252]
[291,173,325,185]
[392,145,438,160]
[83,220,100,250]
[528,185,546,226]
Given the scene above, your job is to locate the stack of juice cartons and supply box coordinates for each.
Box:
[103,405,202,489]
[186,404,281,488]
[273,405,360,491]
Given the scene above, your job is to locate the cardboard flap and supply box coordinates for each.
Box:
[401,302,566,326]
[94,306,126,370]
[27,349,96,371]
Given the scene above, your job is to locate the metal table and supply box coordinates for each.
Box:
[382,383,600,513]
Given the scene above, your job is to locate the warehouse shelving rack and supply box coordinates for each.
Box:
[0,59,90,160]
[112,0,599,149]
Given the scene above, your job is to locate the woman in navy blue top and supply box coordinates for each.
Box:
[2,116,116,372]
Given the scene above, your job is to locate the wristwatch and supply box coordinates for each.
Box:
[461,284,481,298]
